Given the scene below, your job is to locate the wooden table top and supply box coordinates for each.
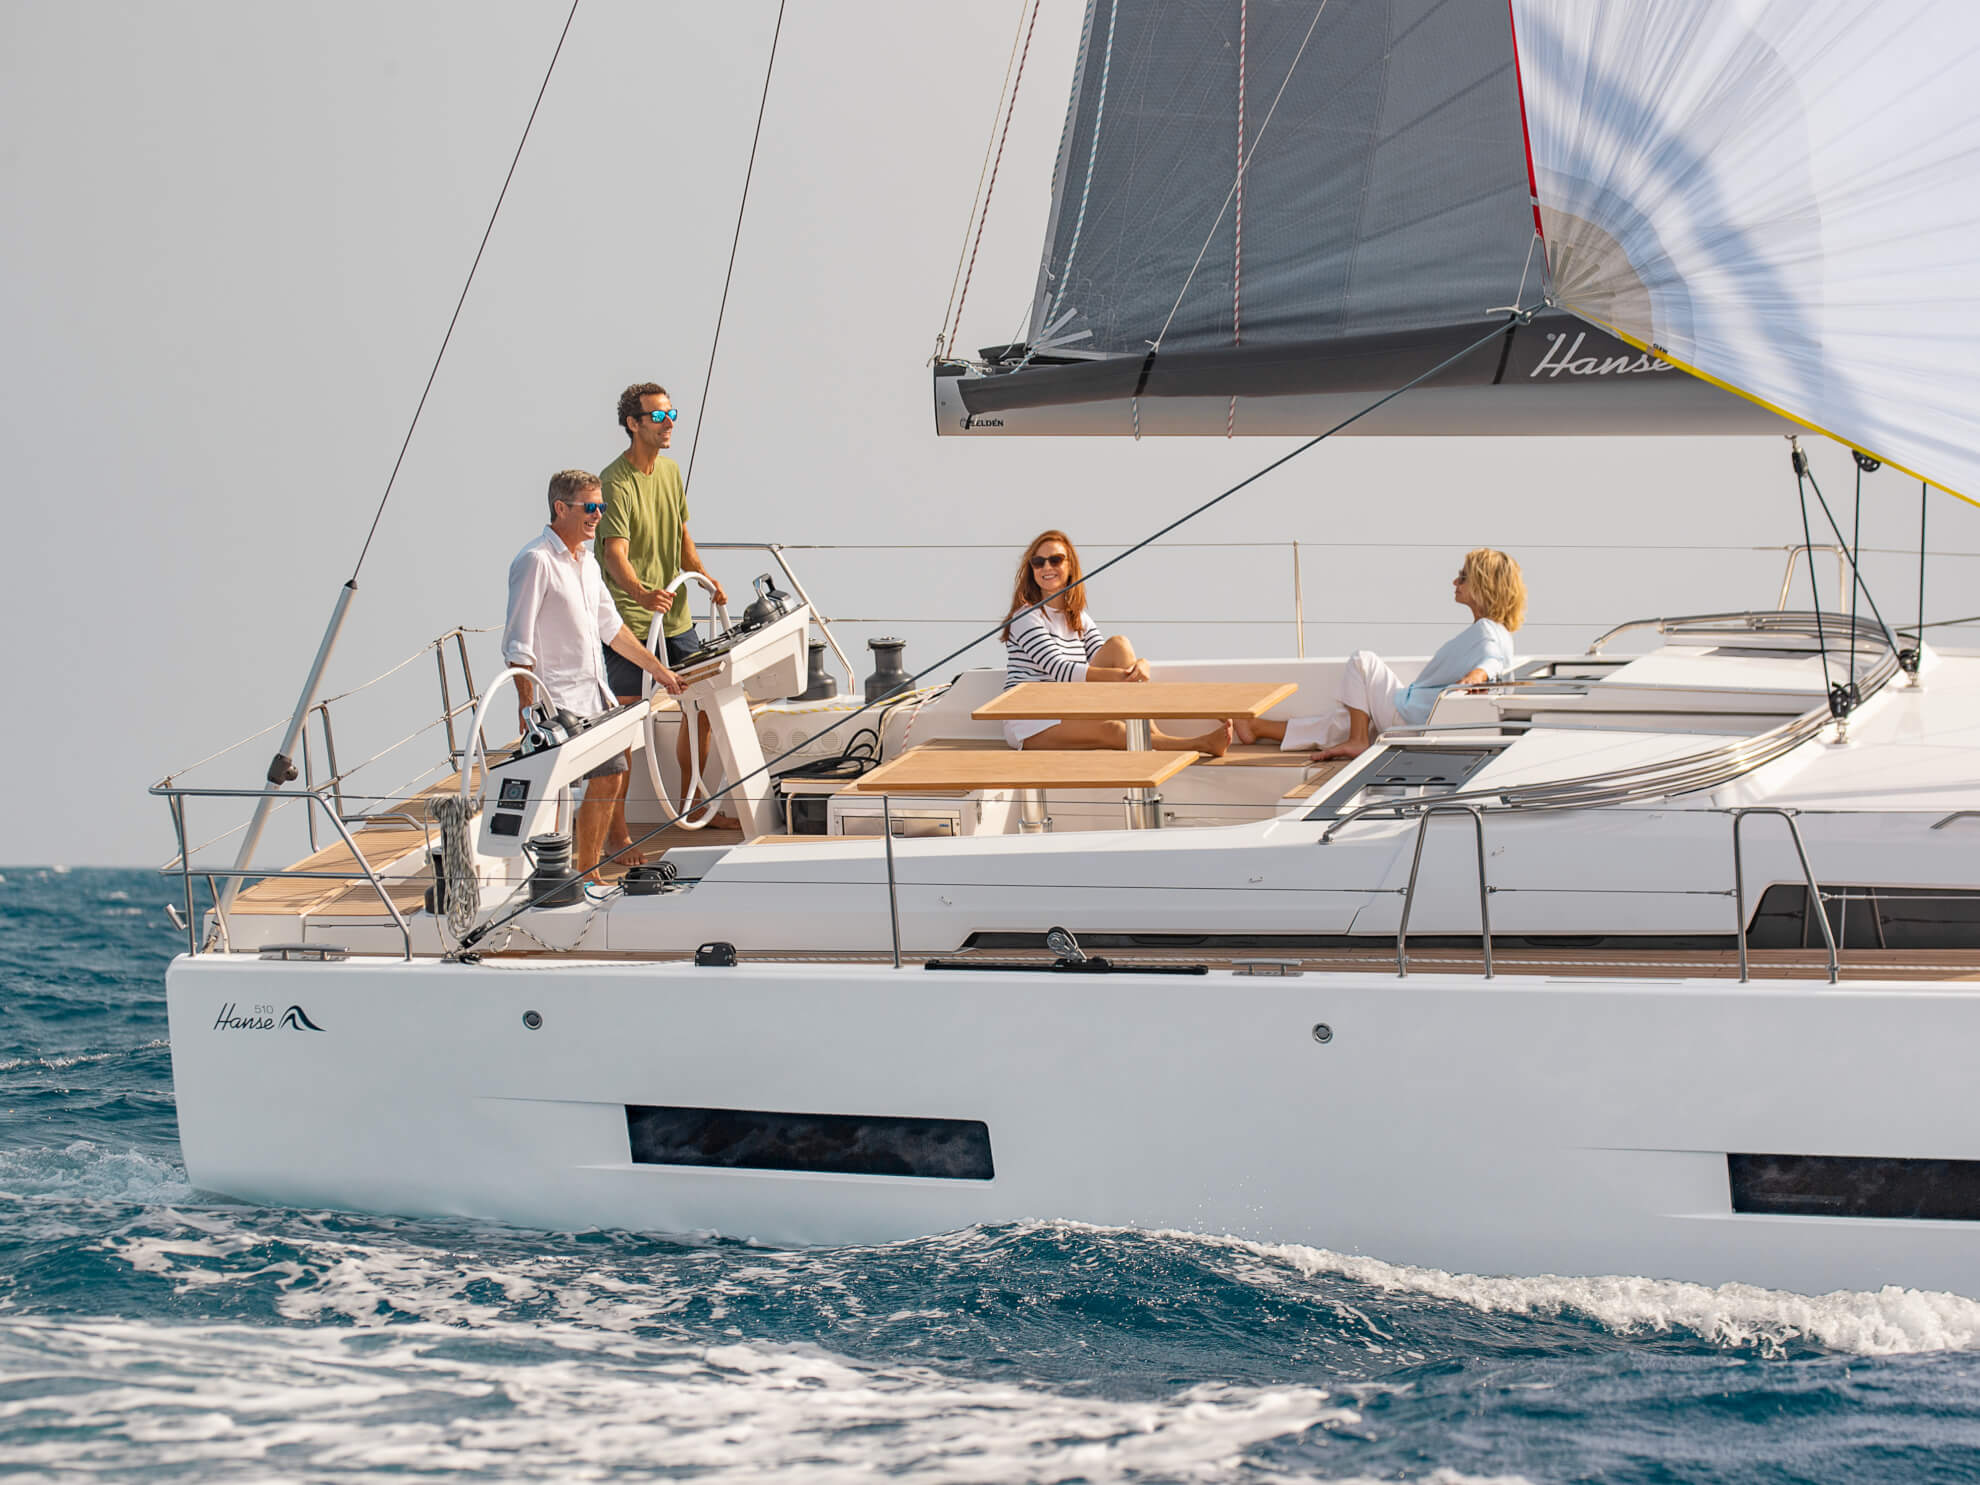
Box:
[851,748,1201,793]
[972,680,1298,722]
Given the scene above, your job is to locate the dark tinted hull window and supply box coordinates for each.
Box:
[1730,1153,1980,1220]
[627,1104,994,1181]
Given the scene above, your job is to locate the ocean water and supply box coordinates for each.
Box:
[8,869,1980,1482]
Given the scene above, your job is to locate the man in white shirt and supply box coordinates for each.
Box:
[503,469,683,881]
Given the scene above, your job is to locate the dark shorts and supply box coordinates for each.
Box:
[583,751,629,782]
[603,628,702,700]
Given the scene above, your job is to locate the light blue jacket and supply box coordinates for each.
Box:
[1394,619,1515,726]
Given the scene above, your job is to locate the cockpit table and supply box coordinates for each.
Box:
[971,680,1299,828]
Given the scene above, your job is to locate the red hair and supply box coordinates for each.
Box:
[1001,530,1087,642]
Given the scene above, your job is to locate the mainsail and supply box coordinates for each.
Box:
[937,0,1786,438]
[1508,0,1980,504]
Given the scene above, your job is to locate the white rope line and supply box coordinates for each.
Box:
[1151,0,1330,354]
[935,0,1038,361]
[1032,0,1119,360]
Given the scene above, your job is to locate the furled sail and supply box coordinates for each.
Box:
[1507,0,1980,504]
[936,0,1784,438]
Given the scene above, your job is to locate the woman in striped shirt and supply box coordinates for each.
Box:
[999,530,1232,755]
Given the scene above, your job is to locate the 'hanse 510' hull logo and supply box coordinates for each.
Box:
[214,1002,325,1032]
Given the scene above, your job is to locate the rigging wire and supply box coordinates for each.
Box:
[348,0,582,582]
[1801,457,1901,654]
[455,309,1533,955]
[1788,441,1838,708]
[681,0,788,497]
[936,0,1040,362]
[1908,479,1928,672]
[1845,453,1861,685]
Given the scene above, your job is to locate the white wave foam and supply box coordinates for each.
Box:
[0,1040,168,1074]
[0,1142,190,1206]
[1141,1225,1980,1358]
[0,1316,1417,1483]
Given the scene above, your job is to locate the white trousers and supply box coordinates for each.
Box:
[1279,650,1405,750]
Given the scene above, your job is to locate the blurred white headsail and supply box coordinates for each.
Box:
[1509,0,1980,503]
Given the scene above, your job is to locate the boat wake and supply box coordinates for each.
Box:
[1157,1226,1980,1358]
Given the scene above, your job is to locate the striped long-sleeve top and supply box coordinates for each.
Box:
[1003,605,1105,689]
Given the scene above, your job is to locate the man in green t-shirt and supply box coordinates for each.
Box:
[597,382,731,839]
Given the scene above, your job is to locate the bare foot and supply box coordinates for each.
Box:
[1315,734,1369,761]
[1188,720,1234,758]
[606,839,648,867]
[1234,717,1258,745]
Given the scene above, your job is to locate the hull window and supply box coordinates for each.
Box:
[626,1104,994,1181]
[1746,884,1980,950]
[1729,1153,1980,1221]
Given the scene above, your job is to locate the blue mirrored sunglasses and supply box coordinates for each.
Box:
[645,408,679,423]
[576,501,605,514]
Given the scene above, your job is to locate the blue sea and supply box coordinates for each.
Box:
[9,867,1980,1481]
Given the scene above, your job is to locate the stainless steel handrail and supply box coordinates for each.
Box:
[1394,805,1492,979]
[1774,544,1851,612]
[1731,807,1838,984]
[1587,607,1885,656]
[152,783,416,962]
[881,794,902,969]
[1932,812,1980,831]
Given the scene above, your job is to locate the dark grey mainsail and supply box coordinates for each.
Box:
[934,0,1784,437]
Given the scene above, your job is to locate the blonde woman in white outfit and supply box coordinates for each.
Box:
[999,530,1232,756]
[1239,548,1526,760]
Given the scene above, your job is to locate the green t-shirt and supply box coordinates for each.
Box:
[596,452,693,640]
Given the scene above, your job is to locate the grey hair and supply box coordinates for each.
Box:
[546,468,600,516]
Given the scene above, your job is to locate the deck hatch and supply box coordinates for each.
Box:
[626,1104,994,1180]
[1728,1153,1980,1220]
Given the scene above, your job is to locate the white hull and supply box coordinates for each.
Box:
[169,953,1980,1296]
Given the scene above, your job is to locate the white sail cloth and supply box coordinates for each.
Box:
[1509,0,1980,503]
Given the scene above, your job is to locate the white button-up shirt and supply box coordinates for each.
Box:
[502,526,624,717]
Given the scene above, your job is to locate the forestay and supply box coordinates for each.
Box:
[1508,0,1980,503]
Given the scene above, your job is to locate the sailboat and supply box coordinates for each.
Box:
[160,0,1980,1297]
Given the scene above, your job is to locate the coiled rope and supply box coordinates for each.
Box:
[432,793,481,944]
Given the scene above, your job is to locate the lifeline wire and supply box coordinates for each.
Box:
[348,0,581,582]
[455,309,1531,955]
[681,0,787,498]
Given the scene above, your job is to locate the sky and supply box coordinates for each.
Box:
[1,0,1968,867]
